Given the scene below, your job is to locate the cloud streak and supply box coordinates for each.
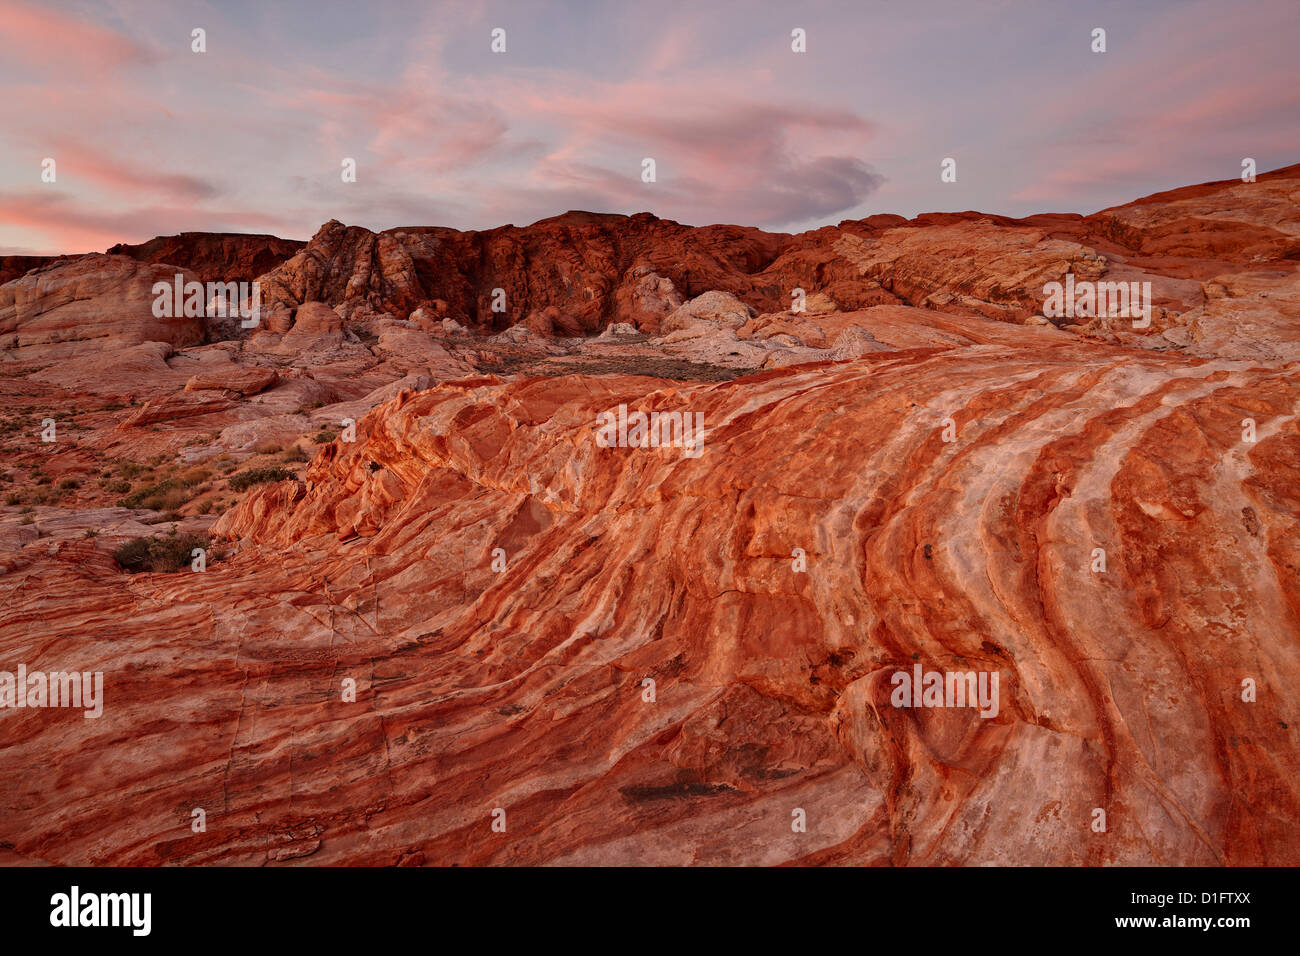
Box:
[0,0,1296,252]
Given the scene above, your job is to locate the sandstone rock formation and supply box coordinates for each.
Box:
[0,254,205,360]
[185,366,279,396]
[252,213,791,332]
[0,254,78,287]
[0,165,1298,867]
[2,231,302,292]
[220,164,1299,366]
[106,232,305,283]
[662,290,757,331]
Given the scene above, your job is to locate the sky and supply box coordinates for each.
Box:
[1,0,1297,254]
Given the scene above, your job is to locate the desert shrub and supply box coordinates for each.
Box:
[282,445,310,463]
[228,466,294,492]
[178,466,213,487]
[58,477,79,490]
[120,480,170,508]
[5,492,20,505]
[159,488,189,511]
[113,532,211,573]
[312,430,337,444]
[119,479,189,511]
[104,479,131,494]
[254,441,282,456]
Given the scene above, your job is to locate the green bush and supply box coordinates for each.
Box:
[228,466,294,492]
[113,532,213,573]
[119,479,177,509]
[178,466,213,486]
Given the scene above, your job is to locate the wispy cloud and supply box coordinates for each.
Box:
[0,0,1295,253]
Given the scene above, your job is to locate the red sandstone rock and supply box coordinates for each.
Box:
[253,214,792,333]
[234,165,1300,364]
[3,337,1296,866]
[0,255,205,361]
[0,254,80,286]
[106,232,304,284]
[117,392,239,428]
[0,166,1298,868]
[185,366,279,396]
[523,305,584,337]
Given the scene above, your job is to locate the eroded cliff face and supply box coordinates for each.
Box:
[252,213,793,334]
[0,167,1297,866]
[105,233,307,285]
[244,163,1300,354]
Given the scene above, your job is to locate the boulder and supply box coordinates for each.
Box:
[0,254,204,360]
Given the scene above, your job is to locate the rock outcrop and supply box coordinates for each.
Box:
[2,335,1297,865]
[0,165,1298,867]
[185,366,279,396]
[250,213,793,335]
[0,254,79,287]
[0,254,205,360]
[230,164,1300,364]
[106,232,305,283]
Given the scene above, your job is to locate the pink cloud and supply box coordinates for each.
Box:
[0,191,306,254]
[262,61,882,230]
[1009,5,1300,208]
[44,139,219,203]
[0,0,156,75]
